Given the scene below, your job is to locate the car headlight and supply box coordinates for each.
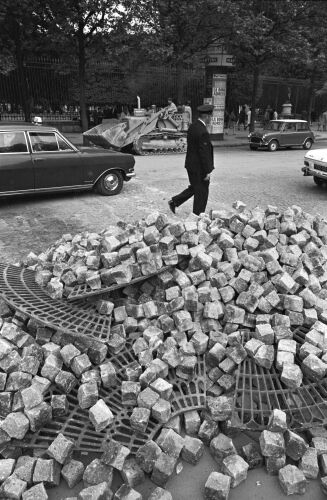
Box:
[262,135,266,141]
[248,134,252,138]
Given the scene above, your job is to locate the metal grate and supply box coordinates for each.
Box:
[67,265,174,301]
[232,326,327,431]
[14,343,206,455]
[0,264,111,342]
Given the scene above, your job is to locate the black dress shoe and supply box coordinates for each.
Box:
[168,200,176,214]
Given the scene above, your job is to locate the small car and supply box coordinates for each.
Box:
[302,148,327,186]
[0,124,135,197]
[248,119,315,152]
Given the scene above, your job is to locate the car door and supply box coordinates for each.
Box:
[28,131,86,190]
[279,123,298,146]
[296,122,310,143]
[0,131,34,193]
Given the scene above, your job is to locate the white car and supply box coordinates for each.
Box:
[302,148,327,186]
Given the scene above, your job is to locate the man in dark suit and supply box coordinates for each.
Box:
[168,104,214,216]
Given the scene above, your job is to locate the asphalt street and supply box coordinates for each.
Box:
[1,142,327,264]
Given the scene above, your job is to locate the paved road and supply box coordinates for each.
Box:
[1,143,327,264]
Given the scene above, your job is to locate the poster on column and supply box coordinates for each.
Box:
[211,74,227,134]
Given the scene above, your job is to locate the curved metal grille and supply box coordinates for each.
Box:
[232,327,327,431]
[67,265,173,301]
[14,342,206,455]
[0,264,111,342]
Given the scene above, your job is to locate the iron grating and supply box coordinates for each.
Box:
[232,326,327,431]
[14,342,206,455]
[0,264,111,342]
[67,265,174,301]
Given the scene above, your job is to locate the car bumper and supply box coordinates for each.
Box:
[126,172,135,178]
[302,165,327,179]
[249,139,268,147]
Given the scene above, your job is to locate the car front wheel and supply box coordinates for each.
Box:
[96,170,124,196]
[303,139,313,150]
[314,176,325,186]
[268,140,278,152]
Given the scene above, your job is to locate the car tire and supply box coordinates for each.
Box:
[303,139,313,150]
[314,176,325,186]
[249,145,258,150]
[96,170,124,196]
[268,140,278,152]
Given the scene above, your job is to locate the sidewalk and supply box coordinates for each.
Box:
[65,126,327,148]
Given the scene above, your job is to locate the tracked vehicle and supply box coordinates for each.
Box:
[84,107,188,155]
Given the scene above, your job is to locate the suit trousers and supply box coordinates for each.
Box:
[172,170,209,216]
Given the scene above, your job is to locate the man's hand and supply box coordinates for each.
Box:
[204,173,211,181]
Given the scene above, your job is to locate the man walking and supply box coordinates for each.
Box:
[168,104,214,216]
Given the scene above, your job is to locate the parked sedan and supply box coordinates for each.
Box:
[248,119,314,152]
[302,148,327,186]
[0,124,135,197]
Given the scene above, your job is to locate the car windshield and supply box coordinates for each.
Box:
[264,121,284,131]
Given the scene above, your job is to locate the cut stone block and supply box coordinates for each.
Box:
[210,433,237,466]
[268,409,288,433]
[114,483,142,500]
[89,399,114,432]
[254,344,274,369]
[61,459,84,488]
[77,381,99,409]
[13,456,37,485]
[0,475,27,499]
[151,452,176,486]
[260,430,285,457]
[22,483,48,500]
[281,363,303,389]
[79,482,113,500]
[135,440,162,474]
[156,428,184,458]
[241,443,263,469]
[198,419,219,446]
[2,411,29,439]
[148,487,172,500]
[0,458,15,482]
[152,398,171,424]
[47,432,75,465]
[83,458,113,487]
[206,396,233,422]
[312,437,327,456]
[302,354,327,380]
[278,464,306,495]
[101,439,130,471]
[299,447,318,479]
[24,402,52,432]
[182,435,204,465]
[285,430,308,461]
[265,455,286,475]
[130,407,150,433]
[120,458,145,488]
[204,471,231,500]
[222,454,249,488]
[32,458,61,486]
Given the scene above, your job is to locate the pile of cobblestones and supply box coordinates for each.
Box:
[1,202,327,497]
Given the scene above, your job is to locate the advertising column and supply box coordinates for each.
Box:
[210,73,227,139]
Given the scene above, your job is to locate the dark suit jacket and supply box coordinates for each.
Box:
[184,119,214,176]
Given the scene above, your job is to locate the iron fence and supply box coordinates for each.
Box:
[0,58,206,120]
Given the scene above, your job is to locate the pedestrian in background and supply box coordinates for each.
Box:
[238,105,246,130]
[166,97,177,115]
[272,109,278,120]
[168,104,214,216]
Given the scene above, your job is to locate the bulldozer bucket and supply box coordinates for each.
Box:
[83,122,128,150]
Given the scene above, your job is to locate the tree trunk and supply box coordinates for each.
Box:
[15,32,31,121]
[78,24,88,133]
[250,65,260,132]
[307,73,316,124]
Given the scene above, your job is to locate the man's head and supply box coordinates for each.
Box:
[168,97,173,104]
[197,104,214,125]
